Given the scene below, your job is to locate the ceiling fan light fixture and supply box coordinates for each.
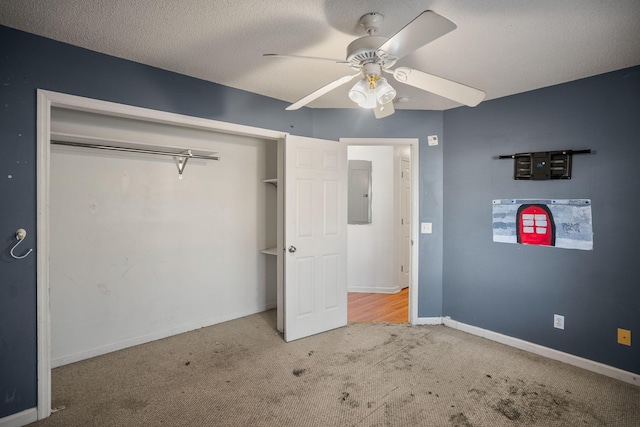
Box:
[375,78,396,104]
[358,91,377,109]
[349,78,377,109]
[348,79,369,105]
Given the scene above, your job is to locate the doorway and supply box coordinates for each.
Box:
[341,138,418,324]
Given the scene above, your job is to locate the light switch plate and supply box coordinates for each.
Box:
[428,135,439,146]
[421,222,433,234]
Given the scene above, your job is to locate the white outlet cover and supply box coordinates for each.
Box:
[554,314,565,330]
[427,135,439,146]
[421,222,433,234]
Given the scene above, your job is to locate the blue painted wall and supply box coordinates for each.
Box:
[2,22,638,420]
[442,66,640,374]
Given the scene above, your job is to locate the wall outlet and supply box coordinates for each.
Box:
[554,314,565,330]
[618,328,631,346]
[421,222,433,234]
[427,135,439,146]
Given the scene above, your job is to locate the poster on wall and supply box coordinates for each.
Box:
[492,199,593,250]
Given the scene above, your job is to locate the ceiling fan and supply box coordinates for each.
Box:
[264,10,485,118]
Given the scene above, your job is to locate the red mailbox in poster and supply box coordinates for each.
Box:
[516,204,555,246]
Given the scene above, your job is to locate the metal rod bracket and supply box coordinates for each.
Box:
[175,150,193,179]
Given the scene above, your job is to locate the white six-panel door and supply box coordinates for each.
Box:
[284,135,348,342]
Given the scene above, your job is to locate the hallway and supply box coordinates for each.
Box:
[347,288,408,323]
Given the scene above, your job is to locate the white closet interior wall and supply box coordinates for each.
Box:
[49,108,277,367]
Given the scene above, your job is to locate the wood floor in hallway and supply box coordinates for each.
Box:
[347,287,408,323]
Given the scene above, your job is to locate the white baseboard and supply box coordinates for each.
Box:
[0,408,37,427]
[52,302,277,368]
[414,316,443,325]
[348,286,401,294]
[442,317,639,387]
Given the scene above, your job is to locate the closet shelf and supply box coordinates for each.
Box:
[261,178,278,187]
[260,247,278,256]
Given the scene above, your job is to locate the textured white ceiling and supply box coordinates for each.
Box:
[2,0,639,110]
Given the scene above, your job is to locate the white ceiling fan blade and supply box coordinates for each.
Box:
[376,11,457,60]
[286,73,361,111]
[392,67,485,107]
[374,101,395,119]
[263,53,348,64]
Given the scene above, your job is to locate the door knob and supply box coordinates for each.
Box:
[288,246,297,253]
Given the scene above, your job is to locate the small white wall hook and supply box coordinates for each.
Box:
[10,228,33,259]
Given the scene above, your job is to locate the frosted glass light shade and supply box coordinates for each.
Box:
[376,78,396,104]
[359,91,377,109]
[348,79,369,105]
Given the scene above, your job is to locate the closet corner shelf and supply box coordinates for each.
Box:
[261,178,278,187]
[260,247,278,256]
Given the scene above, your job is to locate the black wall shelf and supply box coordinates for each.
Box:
[498,149,591,180]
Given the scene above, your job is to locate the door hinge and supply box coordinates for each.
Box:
[401,265,404,272]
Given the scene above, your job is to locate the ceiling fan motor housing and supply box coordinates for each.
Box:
[346,36,388,66]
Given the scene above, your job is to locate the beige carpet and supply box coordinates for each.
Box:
[30,310,639,426]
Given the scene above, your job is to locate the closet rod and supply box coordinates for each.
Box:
[51,140,220,160]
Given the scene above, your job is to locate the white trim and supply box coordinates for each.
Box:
[36,89,289,421]
[414,316,443,325]
[397,150,411,295]
[347,286,402,294]
[442,317,639,387]
[52,303,276,368]
[0,408,37,427]
[340,138,419,326]
[36,90,52,420]
[37,90,286,141]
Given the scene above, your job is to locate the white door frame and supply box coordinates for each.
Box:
[35,89,287,420]
[340,138,419,325]
[399,156,411,290]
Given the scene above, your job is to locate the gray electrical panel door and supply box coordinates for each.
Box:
[348,160,372,224]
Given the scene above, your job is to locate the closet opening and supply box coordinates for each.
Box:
[37,90,287,419]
